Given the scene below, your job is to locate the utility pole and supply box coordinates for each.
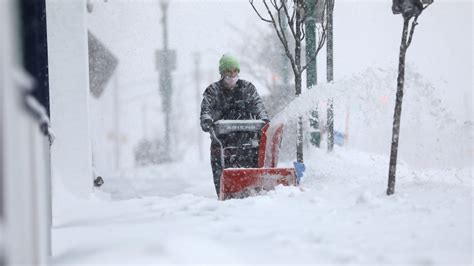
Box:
[327,0,335,152]
[305,0,321,148]
[142,101,148,139]
[305,0,317,87]
[156,0,176,162]
[194,52,203,161]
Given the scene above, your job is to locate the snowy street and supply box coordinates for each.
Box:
[52,147,472,265]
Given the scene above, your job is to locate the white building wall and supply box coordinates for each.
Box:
[89,81,118,175]
[1,0,51,265]
[46,0,93,197]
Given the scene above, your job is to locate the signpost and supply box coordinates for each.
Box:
[156,0,176,161]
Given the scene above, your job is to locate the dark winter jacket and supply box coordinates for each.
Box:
[200,79,269,131]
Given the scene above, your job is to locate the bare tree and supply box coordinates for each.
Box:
[249,0,328,163]
[387,0,433,195]
[227,21,293,116]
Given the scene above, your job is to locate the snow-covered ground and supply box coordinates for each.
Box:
[52,144,472,265]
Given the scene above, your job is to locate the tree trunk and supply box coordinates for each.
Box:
[295,0,304,162]
[295,73,304,162]
[387,17,410,195]
[326,0,334,152]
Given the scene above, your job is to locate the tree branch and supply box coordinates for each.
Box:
[276,2,290,47]
[270,0,279,9]
[423,2,433,11]
[294,0,303,74]
[282,1,297,39]
[405,17,418,48]
[300,19,306,41]
[263,0,298,75]
[288,1,296,27]
[249,0,272,23]
[406,2,432,47]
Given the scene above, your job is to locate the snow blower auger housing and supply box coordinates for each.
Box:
[209,120,297,200]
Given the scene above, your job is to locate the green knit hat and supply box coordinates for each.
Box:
[219,54,240,74]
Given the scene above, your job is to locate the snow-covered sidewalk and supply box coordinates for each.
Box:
[52,147,472,265]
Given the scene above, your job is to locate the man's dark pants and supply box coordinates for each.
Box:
[210,144,222,197]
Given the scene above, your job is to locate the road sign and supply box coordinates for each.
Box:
[88,31,119,98]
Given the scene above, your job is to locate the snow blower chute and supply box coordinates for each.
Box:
[209,120,297,200]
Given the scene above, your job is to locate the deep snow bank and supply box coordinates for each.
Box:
[53,143,472,265]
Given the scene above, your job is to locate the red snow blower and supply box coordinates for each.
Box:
[209,120,297,200]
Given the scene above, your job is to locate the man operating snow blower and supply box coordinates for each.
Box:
[200,53,270,197]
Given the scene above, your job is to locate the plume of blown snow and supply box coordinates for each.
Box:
[274,66,472,169]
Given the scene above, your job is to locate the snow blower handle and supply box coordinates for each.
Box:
[209,127,226,170]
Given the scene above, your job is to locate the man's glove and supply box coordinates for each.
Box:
[201,118,213,132]
[263,119,270,125]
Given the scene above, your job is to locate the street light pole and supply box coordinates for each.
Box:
[305,0,321,148]
[157,0,175,161]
